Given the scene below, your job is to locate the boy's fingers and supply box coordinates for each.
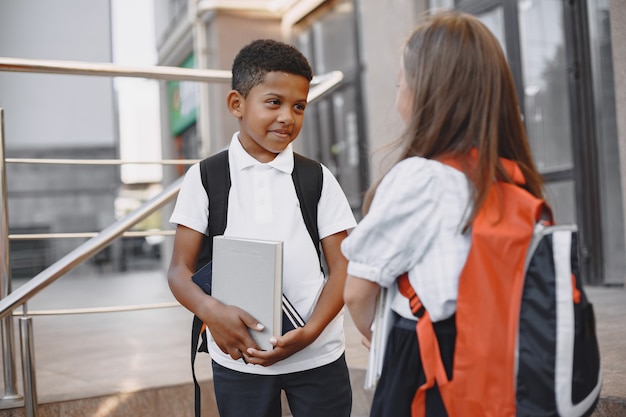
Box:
[233,348,251,364]
[227,347,242,360]
[238,311,265,332]
[251,322,265,332]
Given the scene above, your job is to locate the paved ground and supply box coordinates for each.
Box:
[0,267,624,415]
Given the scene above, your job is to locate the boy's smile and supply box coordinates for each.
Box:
[227,71,310,163]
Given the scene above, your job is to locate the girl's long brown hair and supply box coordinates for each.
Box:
[363,11,544,229]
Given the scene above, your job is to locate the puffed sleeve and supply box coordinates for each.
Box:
[340,157,442,288]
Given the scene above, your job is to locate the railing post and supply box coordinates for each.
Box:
[0,107,22,404]
[19,313,39,417]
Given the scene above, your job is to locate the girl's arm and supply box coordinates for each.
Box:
[343,275,381,342]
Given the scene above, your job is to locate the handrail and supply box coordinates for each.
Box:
[0,177,182,321]
[0,56,341,89]
[9,230,175,240]
[12,301,181,316]
[1,108,20,403]
[0,57,232,82]
[4,158,200,165]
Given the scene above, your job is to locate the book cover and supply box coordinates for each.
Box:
[211,236,283,351]
[192,260,304,335]
[365,287,394,389]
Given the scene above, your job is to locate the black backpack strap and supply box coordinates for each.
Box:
[292,153,323,263]
[196,150,230,269]
[192,149,230,417]
[190,317,204,417]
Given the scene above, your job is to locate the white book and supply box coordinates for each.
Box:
[365,287,394,389]
[211,236,283,351]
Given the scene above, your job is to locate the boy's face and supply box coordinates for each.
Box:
[227,71,309,163]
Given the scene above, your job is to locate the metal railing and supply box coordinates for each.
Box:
[0,56,344,416]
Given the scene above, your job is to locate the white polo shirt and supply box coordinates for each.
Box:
[170,132,357,374]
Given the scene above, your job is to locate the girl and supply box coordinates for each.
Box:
[341,10,544,417]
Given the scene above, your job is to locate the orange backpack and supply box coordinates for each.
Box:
[398,157,601,417]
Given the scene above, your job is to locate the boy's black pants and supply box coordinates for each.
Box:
[211,353,352,417]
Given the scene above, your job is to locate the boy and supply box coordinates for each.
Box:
[167,39,355,417]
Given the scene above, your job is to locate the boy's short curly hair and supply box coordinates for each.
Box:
[231,39,313,97]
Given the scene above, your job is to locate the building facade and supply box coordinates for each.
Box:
[154,0,625,286]
[0,0,120,277]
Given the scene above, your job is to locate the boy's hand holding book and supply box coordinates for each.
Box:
[203,300,266,361]
[192,236,306,362]
[244,325,314,367]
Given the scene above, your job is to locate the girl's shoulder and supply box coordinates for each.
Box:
[394,156,436,170]
[387,157,469,195]
[391,156,465,180]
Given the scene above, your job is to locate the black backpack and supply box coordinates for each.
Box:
[190,149,323,417]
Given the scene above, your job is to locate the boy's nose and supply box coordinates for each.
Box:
[277,108,294,124]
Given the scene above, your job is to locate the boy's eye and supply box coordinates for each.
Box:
[295,104,306,112]
[268,99,280,105]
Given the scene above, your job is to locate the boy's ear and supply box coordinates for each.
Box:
[226,90,244,118]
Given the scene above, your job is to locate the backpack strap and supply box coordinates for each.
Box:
[191,150,229,417]
[397,273,425,319]
[196,150,230,270]
[397,274,453,417]
[292,152,323,264]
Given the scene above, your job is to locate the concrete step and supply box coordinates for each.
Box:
[0,369,372,417]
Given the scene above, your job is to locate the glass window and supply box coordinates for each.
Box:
[476,6,507,58]
[294,0,367,212]
[429,0,455,10]
[518,0,572,174]
[169,0,186,16]
[544,180,576,225]
[310,3,358,74]
[587,0,624,282]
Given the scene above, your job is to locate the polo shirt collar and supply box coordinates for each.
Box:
[230,132,294,174]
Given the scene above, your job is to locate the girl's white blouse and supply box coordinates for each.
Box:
[341,156,472,322]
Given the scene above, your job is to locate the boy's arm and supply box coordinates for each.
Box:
[167,224,263,360]
[306,230,350,335]
[245,230,349,366]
